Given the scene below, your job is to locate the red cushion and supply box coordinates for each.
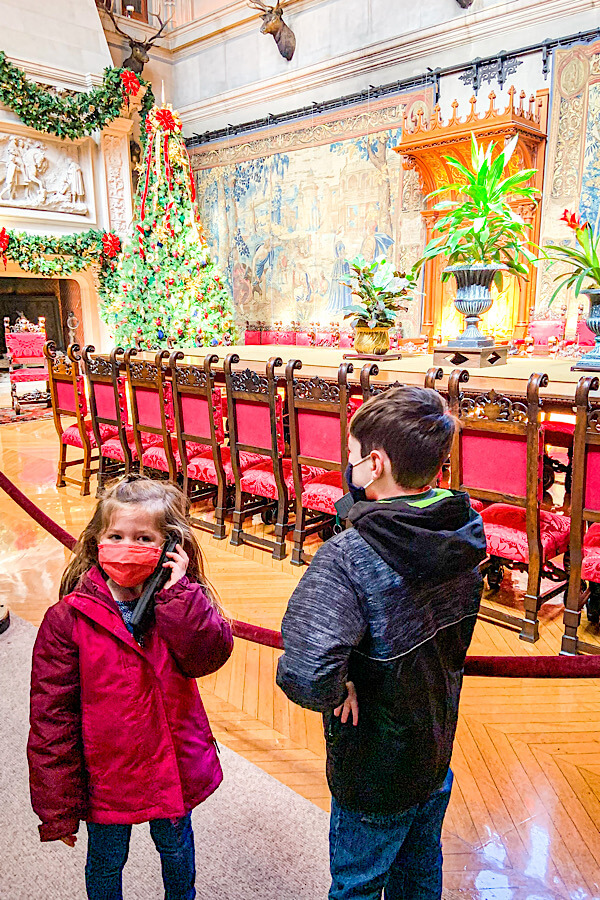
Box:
[481,503,570,563]
[187,447,266,487]
[9,366,48,383]
[240,459,326,500]
[541,420,575,449]
[62,420,119,449]
[582,524,600,582]
[301,470,344,515]
[141,436,209,472]
[470,497,484,513]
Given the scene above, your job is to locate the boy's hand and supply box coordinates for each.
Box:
[334,681,359,726]
[59,835,77,847]
[163,544,189,589]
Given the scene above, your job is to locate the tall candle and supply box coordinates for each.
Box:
[161,80,165,106]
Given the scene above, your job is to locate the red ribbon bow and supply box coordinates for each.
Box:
[0,227,9,269]
[155,108,178,133]
[101,232,121,258]
[120,70,141,97]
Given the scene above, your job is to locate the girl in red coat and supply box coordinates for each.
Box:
[28,474,234,900]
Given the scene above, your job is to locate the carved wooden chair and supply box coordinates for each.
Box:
[448,368,571,642]
[285,360,353,565]
[561,376,600,655]
[82,346,134,493]
[124,348,180,482]
[4,315,50,414]
[45,342,112,496]
[169,351,263,539]
[224,354,305,560]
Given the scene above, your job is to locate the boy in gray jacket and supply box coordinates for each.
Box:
[276,386,486,900]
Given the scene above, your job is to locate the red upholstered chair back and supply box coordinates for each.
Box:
[169,351,225,480]
[285,360,353,499]
[125,348,175,477]
[224,354,284,458]
[528,319,565,348]
[82,346,130,465]
[5,331,46,363]
[244,322,264,345]
[448,368,547,508]
[45,341,90,444]
[576,319,596,347]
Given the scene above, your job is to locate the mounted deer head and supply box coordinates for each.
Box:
[97,1,171,74]
[248,1,296,61]
[455,0,475,7]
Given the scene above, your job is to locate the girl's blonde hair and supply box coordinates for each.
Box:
[60,474,225,616]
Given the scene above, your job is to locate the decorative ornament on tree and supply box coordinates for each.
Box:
[101,104,237,349]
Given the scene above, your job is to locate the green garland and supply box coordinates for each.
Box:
[1,229,119,288]
[0,52,154,140]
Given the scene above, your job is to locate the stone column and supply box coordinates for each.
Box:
[100,116,135,237]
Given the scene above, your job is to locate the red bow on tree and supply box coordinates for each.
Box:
[102,232,121,258]
[155,108,178,133]
[120,70,141,97]
[0,227,9,268]
[561,209,584,231]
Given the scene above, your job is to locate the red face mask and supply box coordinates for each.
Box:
[97,543,163,588]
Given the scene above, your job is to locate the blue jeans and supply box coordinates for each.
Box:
[329,769,453,900]
[85,814,196,900]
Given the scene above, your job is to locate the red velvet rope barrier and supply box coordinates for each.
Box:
[2,467,600,677]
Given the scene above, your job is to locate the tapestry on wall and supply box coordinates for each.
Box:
[537,38,600,327]
[190,87,433,336]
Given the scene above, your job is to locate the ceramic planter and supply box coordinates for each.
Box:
[353,325,391,356]
[445,264,502,349]
[573,289,600,370]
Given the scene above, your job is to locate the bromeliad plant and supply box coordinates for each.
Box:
[544,210,600,303]
[340,257,416,329]
[414,134,540,288]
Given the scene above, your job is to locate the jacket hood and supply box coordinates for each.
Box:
[348,488,486,585]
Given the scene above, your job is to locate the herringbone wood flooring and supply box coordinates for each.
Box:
[2,415,600,898]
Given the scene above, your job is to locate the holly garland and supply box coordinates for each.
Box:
[0,52,154,140]
[101,104,237,350]
[0,226,121,286]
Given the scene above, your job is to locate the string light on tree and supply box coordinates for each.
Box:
[101,103,237,349]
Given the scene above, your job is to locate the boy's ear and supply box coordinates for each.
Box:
[371,448,389,478]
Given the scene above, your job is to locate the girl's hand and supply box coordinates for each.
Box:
[60,834,77,847]
[163,543,189,589]
[334,681,359,726]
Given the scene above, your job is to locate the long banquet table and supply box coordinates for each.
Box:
[136,345,600,412]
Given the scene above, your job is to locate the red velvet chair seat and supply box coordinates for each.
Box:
[10,366,48,383]
[301,470,344,515]
[480,503,570,564]
[582,524,600,583]
[541,420,575,449]
[187,447,266,487]
[240,459,326,500]
[62,420,119,449]
[100,431,163,463]
[470,497,485,513]
[142,436,209,473]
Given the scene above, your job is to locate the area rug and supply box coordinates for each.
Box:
[0,616,461,900]
[0,405,53,425]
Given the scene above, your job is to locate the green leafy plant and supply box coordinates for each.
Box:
[340,257,416,329]
[414,134,540,289]
[544,210,600,304]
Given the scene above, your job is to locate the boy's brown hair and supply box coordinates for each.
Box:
[349,386,455,489]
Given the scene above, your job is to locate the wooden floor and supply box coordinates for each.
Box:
[3,406,600,898]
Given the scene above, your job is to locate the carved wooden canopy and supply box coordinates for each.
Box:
[395,87,549,343]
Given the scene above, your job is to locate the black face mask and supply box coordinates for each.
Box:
[344,454,374,505]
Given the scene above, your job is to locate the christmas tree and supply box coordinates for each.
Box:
[101,105,236,349]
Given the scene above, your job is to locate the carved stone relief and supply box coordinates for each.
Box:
[102,133,129,235]
[0,134,87,215]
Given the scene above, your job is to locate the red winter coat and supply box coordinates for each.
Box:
[28,566,234,841]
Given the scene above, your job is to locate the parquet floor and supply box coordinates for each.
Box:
[3,408,600,899]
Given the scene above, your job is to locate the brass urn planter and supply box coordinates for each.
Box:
[353,325,390,356]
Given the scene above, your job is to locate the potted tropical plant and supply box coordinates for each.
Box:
[340,256,416,355]
[544,210,600,370]
[414,134,539,347]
